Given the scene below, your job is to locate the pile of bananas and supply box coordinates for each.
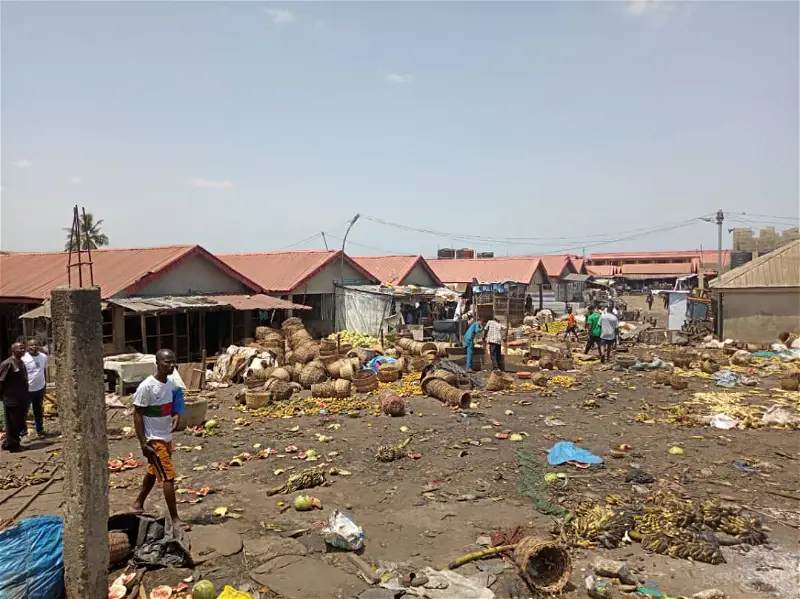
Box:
[541,320,569,334]
[556,485,768,565]
[550,375,575,388]
[327,330,380,348]
[267,466,325,496]
[376,438,410,462]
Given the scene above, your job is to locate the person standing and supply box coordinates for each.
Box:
[599,307,619,363]
[131,349,181,527]
[646,291,654,311]
[21,338,48,439]
[463,316,484,372]
[561,307,579,342]
[0,343,30,453]
[483,315,505,371]
[584,306,602,357]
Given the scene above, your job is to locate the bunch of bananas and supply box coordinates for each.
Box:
[641,532,725,565]
[267,466,325,496]
[559,502,635,550]
[375,438,410,463]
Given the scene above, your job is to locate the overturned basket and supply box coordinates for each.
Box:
[108,531,132,567]
[334,378,352,398]
[352,369,379,393]
[486,370,514,392]
[379,388,405,417]
[299,362,329,389]
[311,381,336,398]
[513,536,571,594]
[421,376,470,408]
[432,369,457,386]
[292,341,319,365]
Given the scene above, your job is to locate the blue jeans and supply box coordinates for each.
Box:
[465,343,475,370]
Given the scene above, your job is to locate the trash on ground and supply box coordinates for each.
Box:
[547,441,603,466]
[322,510,365,551]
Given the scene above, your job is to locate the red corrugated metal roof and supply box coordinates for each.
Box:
[218,250,377,294]
[586,265,617,277]
[0,245,262,301]
[570,257,586,273]
[618,262,696,276]
[428,257,542,285]
[352,255,443,287]
[538,255,575,278]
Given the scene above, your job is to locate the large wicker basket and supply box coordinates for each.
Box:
[299,362,328,388]
[377,366,400,383]
[108,531,132,567]
[311,381,336,398]
[334,379,352,398]
[421,376,470,408]
[486,370,514,391]
[281,317,303,329]
[352,369,378,393]
[293,341,319,364]
[513,536,571,594]
[432,369,457,386]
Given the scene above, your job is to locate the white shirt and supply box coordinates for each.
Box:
[599,312,619,341]
[485,320,504,344]
[22,352,48,392]
[133,375,175,442]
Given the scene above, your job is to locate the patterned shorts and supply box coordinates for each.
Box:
[146,440,176,482]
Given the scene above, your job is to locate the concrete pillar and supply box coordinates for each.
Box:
[51,287,109,599]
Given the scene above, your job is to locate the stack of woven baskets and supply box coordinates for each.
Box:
[421,375,470,408]
[397,338,438,357]
[299,361,329,389]
[255,326,286,365]
[282,317,319,365]
[311,379,352,398]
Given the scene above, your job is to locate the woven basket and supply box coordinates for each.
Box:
[555,358,574,371]
[486,370,514,392]
[672,354,693,368]
[653,371,671,385]
[281,317,303,329]
[421,376,470,408]
[394,357,408,373]
[270,367,291,382]
[246,390,272,409]
[780,377,800,391]
[320,338,338,353]
[397,338,438,357]
[379,388,405,416]
[378,366,400,383]
[311,381,336,398]
[409,356,428,372]
[434,342,450,357]
[264,378,293,401]
[513,536,571,594]
[338,343,353,355]
[299,363,328,388]
[293,341,318,364]
[339,359,358,381]
[352,369,378,393]
[108,531,132,567]
[432,369,457,386]
[290,329,314,348]
[334,379,352,398]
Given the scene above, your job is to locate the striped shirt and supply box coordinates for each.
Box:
[133,375,175,442]
[485,320,503,344]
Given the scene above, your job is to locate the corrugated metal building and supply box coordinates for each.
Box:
[217,250,378,336]
[0,245,307,360]
[352,255,443,287]
[710,240,800,343]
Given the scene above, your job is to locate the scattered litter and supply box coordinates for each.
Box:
[381,566,494,599]
[707,414,740,430]
[322,510,364,551]
[714,370,740,388]
[544,417,566,427]
[547,441,603,466]
[762,405,800,426]
[108,454,143,473]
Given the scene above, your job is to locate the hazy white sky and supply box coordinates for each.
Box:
[2,1,798,255]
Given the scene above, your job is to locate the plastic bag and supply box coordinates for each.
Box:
[0,516,64,599]
[321,510,364,551]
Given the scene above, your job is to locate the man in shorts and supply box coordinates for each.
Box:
[561,307,579,342]
[132,349,181,525]
[583,306,602,357]
[599,307,619,363]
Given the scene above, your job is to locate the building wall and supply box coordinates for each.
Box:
[121,254,250,298]
[402,263,438,287]
[719,289,800,344]
[291,260,369,295]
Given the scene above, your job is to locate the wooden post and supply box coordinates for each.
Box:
[140,314,148,354]
[200,349,207,389]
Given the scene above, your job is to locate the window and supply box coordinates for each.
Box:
[102,309,114,345]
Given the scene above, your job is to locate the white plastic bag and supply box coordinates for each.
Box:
[321,510,364,551]
[708,414,739,430]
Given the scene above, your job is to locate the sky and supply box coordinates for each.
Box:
[1,0,798,257]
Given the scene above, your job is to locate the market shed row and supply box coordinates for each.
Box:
[0,245,307,361]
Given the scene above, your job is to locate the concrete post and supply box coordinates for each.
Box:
[51,287,109,598]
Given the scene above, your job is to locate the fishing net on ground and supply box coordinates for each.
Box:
[515,449,568,517]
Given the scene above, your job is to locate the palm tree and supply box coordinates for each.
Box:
[63,212,110,251]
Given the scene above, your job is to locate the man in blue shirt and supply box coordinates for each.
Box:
[463,317,484,372]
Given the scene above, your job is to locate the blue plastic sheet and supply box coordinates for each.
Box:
[0,515,64,599]
[547,441,604,466]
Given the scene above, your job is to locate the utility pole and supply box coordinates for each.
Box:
[321,232,329,250]
[716,209,724,278]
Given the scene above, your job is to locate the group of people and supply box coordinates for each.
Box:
[462,314,505,372]
[584,305,620,362]
[0,339,49,453]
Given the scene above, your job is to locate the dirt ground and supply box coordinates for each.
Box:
[1,336,799,599]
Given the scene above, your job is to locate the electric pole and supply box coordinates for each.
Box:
[715,209,724,278]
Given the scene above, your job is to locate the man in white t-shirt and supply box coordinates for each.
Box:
[132,349,181,525]
[21,339,48,439]
[599,308,619,363]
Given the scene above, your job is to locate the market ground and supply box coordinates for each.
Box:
[2,351,798,599]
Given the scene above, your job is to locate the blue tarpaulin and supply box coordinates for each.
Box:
[0,516,64,599]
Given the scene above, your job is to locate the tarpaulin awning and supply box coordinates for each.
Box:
[211,294,311,311]
[108,296,229,313]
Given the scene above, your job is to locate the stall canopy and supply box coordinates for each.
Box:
[19,299,109,320]
[335,284,449,337]
[108,294,310,314]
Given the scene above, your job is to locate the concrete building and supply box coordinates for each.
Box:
[217,250,378,336]
[1,245,306,361]
[732,226,799,253]
[352,255,443,287]
[710,240,800,344]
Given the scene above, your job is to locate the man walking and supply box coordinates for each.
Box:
[599,307,619,363]
[22,338,48,439]
[0,343,30,453]
[463,316,484,372]
[561,307,579,342]
[584,306,602,357]
[483,315,505,371]
[131,349,182,528]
